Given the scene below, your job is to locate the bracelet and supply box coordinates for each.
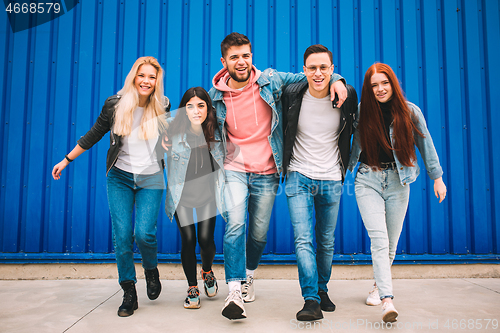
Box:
[65,154,73,163]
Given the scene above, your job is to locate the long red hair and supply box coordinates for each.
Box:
[358,63,424,167]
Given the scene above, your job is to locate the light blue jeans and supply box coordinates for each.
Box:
[107,167,165,283]
[354,163,410,299]
[285,171,342,303]
[223,170,280,282]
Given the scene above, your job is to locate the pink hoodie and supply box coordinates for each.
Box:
[213,66,277,174]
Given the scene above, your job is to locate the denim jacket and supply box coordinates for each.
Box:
[164,118,225,221]
[209,68,344,220]
[348,101,443,186]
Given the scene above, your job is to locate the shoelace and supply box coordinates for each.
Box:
[123,289,135,303]
[225,289,242,302]
[382,303,395,311]
[203,271,215,288]
[187,287,199,298]
[146,272,159,287]
[368,287,378,296]
[242,276,253,294]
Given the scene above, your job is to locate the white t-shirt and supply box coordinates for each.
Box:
[114,107,160,175]
[288,89,342,180]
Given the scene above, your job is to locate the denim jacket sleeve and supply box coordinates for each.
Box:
[77,95,119,150]
[409,102,443,180]
[275,71,345,88]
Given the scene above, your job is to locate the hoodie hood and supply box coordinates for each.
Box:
[213,65,261,93]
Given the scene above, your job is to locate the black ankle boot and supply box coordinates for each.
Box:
[296,300,323,321]
[318,289,336,312]
[144,267,162,300]
[118,281,138,317]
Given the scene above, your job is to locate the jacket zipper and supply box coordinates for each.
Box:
[106,131,118,176]
[338,107,347,179]
[106,154,119,176]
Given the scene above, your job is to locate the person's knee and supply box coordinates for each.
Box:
[114,240,134,255]
[371,241,389,253]
[249,227,268,243]
[225,218,245,237]
[198,234,215,250]
[135,230,156,247]
[316,238,335,252]
[179,228,196,247]
[294,238,314,253]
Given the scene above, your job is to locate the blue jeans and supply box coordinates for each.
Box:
[107,167,165,283]
[223,170,280,282]
[354,163,410,299]
[285,171,342,303]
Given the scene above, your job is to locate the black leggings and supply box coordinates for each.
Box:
[174,201,217,286]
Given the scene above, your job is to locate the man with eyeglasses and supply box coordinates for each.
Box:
[282,44,358,321]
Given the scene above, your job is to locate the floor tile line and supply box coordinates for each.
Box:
[62,289,121,332]
[462,279,500,295]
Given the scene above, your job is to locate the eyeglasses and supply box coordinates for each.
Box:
[305,65,332,74]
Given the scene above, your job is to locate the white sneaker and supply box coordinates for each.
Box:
[381,302,398,323]
[221,290,246,320]
[241,275,255,303]
[366,285,382,306]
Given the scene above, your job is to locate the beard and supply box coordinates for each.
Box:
[227,66,251,83]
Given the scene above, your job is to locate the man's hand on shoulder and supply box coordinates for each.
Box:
[331,80,347,108]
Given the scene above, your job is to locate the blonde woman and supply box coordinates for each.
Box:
[52,57,170,317]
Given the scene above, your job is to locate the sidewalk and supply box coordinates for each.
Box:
[1,278,499,333]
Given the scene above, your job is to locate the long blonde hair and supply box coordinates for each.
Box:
[113,56,168,140]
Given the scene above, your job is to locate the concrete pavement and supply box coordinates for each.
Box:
[1,278,499,333]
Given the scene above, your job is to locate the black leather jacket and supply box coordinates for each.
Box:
[282,83,358,183]
[77,95,171,175]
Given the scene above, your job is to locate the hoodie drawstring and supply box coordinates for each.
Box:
[229,91,238,130]
[229,85,259,129]
[251,83,258,126]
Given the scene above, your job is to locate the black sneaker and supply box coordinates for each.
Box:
[296,300,323,321]
[318,290,336,312]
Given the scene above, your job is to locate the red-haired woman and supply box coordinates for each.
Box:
[348,63,447,323]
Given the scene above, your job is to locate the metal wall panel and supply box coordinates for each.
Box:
[1,0,499,263]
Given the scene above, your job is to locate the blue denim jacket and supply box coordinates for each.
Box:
[164,119,225,221]
[348,101,443,185]
[209,68,343,219]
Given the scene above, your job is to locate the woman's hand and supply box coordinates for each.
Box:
[433,177,447,203]
[161,134,171,151]
[52,159,69,180]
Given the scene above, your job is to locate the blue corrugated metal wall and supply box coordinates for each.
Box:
[1,0,499,264]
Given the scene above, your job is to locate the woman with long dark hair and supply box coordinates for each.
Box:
[52,57,170,317]
[348,63,447,322]
[165,87,223,309]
